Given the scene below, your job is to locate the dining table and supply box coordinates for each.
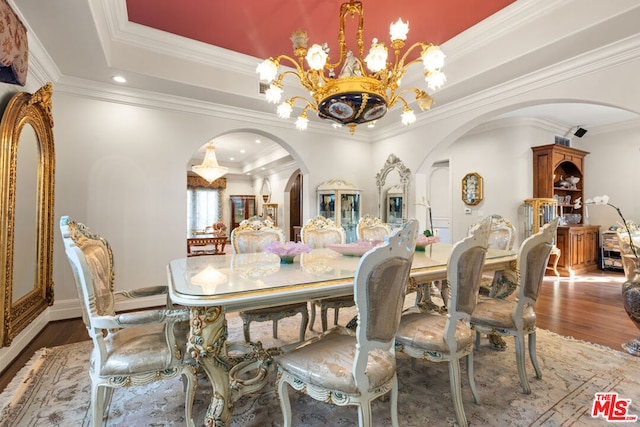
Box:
[167,243,516,426]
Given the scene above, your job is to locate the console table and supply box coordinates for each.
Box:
[187,236,227,256]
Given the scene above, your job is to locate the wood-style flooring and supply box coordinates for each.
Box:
[1,269,638,394]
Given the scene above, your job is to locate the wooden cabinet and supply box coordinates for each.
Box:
[532,144,599,277]
[229,195,256,233]
[532,144,589,219]
[555,225,600,276]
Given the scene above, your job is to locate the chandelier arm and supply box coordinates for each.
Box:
[275,54,307,74]
[396,42,431,71]
[388,94,410,110]
[274,69,320,95]
[286,96,319,113]
[326,0,364,70]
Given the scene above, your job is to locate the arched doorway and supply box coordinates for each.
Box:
[285,169,303,241]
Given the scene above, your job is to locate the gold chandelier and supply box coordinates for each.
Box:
[256,0,446,135]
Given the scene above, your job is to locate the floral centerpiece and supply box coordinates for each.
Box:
[264,241,311,264]
[416,230,440,251]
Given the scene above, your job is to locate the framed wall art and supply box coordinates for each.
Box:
[462,172,483,206]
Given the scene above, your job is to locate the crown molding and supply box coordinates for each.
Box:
[372,33,640,143]
[93,0,258,76]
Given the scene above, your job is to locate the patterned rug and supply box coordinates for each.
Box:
[1,305,639,427]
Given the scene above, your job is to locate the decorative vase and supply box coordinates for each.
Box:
[279,256,295,264]
[621,265,640,356]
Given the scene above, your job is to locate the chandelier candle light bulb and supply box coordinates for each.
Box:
[256,0,445,134]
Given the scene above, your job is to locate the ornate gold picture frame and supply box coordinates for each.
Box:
[462,172,483,206]
[0,83,55,347]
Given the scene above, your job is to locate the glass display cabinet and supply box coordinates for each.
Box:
[524,197,563,277]
[386,185,403,227]
[523,198,558,238]
[230,195,257,233]
[317,179,361,242]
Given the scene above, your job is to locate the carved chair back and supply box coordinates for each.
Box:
[469,214,516,251]
[231,217,285,254]
[353,219,418,390]
[301,216,346,248]
[445,217,490,349]
[356,214,393,242]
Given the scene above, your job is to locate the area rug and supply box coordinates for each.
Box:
[1,306,639,426]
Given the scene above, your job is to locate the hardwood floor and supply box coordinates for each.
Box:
[1,269,638,394]
[536,269,638,349]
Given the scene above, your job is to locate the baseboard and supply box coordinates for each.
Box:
[48,295,170,321]
[0,311,49,373]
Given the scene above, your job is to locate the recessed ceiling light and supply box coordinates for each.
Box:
[240,149,246,153]
[112,75,126,83]
[255,139,261,144]
[229,157,235,161]
[261,167,266,170]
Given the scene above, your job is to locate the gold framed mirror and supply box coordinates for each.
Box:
[462,172,483,206]
[0,83,55,347]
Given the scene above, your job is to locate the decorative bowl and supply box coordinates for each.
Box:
[415,235,440,251]
[327,241,378,257]
[566,176,580,188]
[564,213,582,224]
[263,241,311,262]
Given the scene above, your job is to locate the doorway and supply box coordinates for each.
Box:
[286,169,303,241]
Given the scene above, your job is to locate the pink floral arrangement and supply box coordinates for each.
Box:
[416,234,440,247]
[264,241,311,257]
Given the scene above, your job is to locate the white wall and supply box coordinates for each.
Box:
[579,124,640,229]
[51,93,373,316]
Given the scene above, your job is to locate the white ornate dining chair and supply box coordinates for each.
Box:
[469,214,517,298]
[395,217,491,427]
[468,214,519,350]
[231,217,309,342]
[276,219,419,427]
[301,216,352,331]
[356,214,393,242]
[470,217,559,394]
[59,216,196,427]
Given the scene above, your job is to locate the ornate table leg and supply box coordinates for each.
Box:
[187,306,233,426]
[186,306,279,426]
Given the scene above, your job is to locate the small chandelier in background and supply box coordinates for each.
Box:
[192,141,228,183]
[257,0,446,135]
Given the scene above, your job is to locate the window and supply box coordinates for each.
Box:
[187,187,222,234]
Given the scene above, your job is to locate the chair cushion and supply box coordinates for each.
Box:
[470,298,536,330]
[98,323,177,376]
[278,328,395,394]
[395,311,473,353]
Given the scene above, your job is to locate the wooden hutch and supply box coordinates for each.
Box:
[531,144,599,276]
